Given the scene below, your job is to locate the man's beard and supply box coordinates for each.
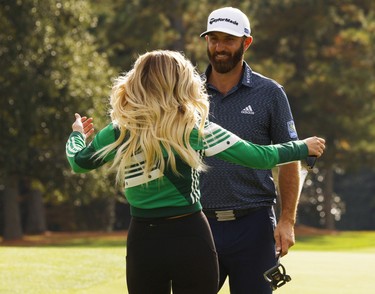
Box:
[207,42,244,74]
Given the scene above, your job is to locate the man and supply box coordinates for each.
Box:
[200,7,301,293]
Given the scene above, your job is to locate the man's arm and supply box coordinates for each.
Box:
[274,161,300,257]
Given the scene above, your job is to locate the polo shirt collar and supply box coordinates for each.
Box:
[241,62,252,87]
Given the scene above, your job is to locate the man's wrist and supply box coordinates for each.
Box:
[279,214,296,226]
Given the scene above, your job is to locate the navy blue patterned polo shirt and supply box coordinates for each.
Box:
[200,62,299,210]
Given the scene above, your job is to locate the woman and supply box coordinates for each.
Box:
[66,50,325,294]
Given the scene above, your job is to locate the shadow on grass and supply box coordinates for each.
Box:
[0,231,128,248]
[2,229,375,250]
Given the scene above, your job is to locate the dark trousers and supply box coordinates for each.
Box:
[126,211,219,294]
[207,207,277,294]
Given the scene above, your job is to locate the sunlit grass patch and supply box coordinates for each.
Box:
[295,231,375,251]
[0,247,127,294]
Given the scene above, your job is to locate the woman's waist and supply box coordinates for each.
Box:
[130,201,202,219]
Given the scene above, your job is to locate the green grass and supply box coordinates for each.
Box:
[0,247,127,294]
[294,231,375,252]
[262,250,375,294]
[1,231,374,293]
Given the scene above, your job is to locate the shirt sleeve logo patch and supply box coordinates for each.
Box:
[287,120,298,139]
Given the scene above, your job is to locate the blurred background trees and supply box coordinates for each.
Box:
[1,0,374,240]
[0,0,115,239]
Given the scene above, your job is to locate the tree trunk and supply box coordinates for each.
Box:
[3,175,23,240]
[104,197,116,232]
[168,0,185,51]
[25,188,46,234]
[323,166,335,230]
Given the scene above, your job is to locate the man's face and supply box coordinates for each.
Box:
[206,32,245,74]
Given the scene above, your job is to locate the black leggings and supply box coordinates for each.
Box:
[126,211,219,294]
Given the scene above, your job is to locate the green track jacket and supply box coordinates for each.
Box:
[66,121,308,218]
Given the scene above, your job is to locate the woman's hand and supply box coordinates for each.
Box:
[72,113,94,139]
[303,136,326,157]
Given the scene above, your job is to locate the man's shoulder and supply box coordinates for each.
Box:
[250,70,283,90]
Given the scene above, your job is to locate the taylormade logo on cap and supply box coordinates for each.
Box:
[200,7,251,37]
[209,17,239,26]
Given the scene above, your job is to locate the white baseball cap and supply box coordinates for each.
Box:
[200,7,251,37]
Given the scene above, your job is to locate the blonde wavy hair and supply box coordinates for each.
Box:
[99,50,209,186]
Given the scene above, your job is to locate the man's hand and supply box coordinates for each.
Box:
[72,113,94,139]
[274,219,295,257]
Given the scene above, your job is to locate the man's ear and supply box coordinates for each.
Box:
[244,36,253,51]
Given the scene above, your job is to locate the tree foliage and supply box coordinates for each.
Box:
[1,0,374,233]
[251,0,375,167]
[0,0,116,237]
[249,0,375,228]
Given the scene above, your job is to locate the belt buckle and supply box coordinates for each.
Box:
[215,210,236,221]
